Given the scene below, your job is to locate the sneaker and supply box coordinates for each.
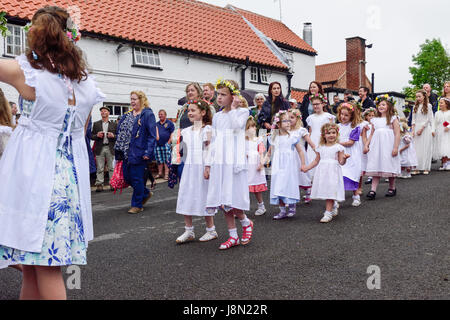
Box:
[320,212,333,223]
[219,236,240,250]
[331,202,339,216]
[439,166,446,171]
[241,220,254,245]
[406,173,412,178]
[352,198,361,207]
[399,171,409,178]
[128,207,143,214]
[199,230,218,242]
[423,171,429,175]
[287,208,296,218]
[176,230,195,244]
[254,207,266,216]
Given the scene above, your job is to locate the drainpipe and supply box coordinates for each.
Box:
[241,56,250,90]
[286,72,294,99]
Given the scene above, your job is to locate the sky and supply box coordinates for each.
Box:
[199,0,449,93]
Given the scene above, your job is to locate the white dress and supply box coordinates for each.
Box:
[310,144,345,202]
[434,110,450,158]
[269,134,301,205]
[290,127,311,187]
[0,54,105,257]
[306,112,335,177]
[399,134,418,168]
[412,104,435,171]
[246,136,267,188]
[360,121,371,173]
[206,108,250,211]
[339,122,363,184]
[366,116,401,177]
[176,125,215,216]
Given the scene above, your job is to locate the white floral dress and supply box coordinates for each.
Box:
[0,103,86,266]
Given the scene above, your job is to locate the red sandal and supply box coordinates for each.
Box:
[219,237,240,250]
[241,220,254,245]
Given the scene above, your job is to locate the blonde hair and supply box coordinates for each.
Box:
[399,118,409,136]
[245,116,257,140]
[337,102,362,128]
[239,96,249,108]
[319,123,340,146]
[130,91,150,109]
[0,89,13,128]
[185,82,203,99]
[288,108,303,130]
[216,79,239,96]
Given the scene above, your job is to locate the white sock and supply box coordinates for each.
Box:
[185,226,194,232]
[206,226,216,233]
[229,228,238,239]
[257,202,265,208]
[325,211,333,216]
[240,216,251,227]
[352,195,360,200]
[279,206,286,214]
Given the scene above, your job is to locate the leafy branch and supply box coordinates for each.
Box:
[0,11,11,37]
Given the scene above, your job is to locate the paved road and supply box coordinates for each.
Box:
[1,166,449,300]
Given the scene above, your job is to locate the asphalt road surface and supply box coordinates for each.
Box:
[1,166,449,300]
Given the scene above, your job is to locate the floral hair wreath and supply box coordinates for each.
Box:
[363,107,377,117]
[340,102,355,111]
[215,78,241,97]
[375,94,396,106]
[23,16,81,43]
[271,110,288,129]
[288,108,302,118]
[188,99,210,109]
[310,93,327,104]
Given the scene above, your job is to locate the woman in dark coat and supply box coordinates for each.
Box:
[299,81,325,127]
[258,82,290,130]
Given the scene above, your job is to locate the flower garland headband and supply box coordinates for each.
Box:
[363,107,377,117]
[23,16,81,43]
[271,110,288,129]
[288,108,302,118]
[340,102,354,111]
[375,94,396,106]
[309,93,327,104]
[215,79,241,97]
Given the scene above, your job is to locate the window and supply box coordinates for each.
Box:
[282,50,294,68]
[250,67,270,84]
[250,67,258,82]
[4,24,27,56]
[103,103,131,120]
[133,46,161,68]
[260,69,269,84]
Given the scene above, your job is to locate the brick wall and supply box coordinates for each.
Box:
[346,37,366,91]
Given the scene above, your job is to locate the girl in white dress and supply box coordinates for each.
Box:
[398,118,418,178]
[205,79,253,250]
[361,107,376,186]
[337,103,363,207]
[434,98,450,170]
[175,100,218,244]
[288,108,315,204]
[264,110,306,219]
[302,123,349,223]
[365,95,401,200]
[411,90,435,174]
[245,117,268,216]
[305,94,336,177]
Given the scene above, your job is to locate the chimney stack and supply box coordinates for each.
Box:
[346,37,366,91]
[303,22,312,47]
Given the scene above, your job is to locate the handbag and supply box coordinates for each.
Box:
[109,160,129,194]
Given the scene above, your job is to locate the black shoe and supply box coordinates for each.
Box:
[364,178,372,185]
[385,189,397,197]
[366,191,376,200]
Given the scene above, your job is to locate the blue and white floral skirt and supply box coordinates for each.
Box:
[0,146,87,267]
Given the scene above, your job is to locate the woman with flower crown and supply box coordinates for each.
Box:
[0,7,105,299]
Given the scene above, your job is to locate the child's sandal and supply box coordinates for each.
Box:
[385,189,396,197]
[219,237,240,250]
[241,220,254,245]
[366,191,376,200]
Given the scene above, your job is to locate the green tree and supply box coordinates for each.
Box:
[409,39,450,93]
[402,86,418,101]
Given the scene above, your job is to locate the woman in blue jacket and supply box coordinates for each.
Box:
[257,82,290,131]
[116,91,156,214]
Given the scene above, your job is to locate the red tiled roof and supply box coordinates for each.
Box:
[315,61,346,83]
[233,6,316,55]
[290,89,308,103]
[2,0,289,69]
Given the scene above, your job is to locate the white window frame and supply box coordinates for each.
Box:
[250,67,258,82]
[133,46,161,68]
[4,24,27,57]
[103,103,131,121]
[259,68,269,84]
